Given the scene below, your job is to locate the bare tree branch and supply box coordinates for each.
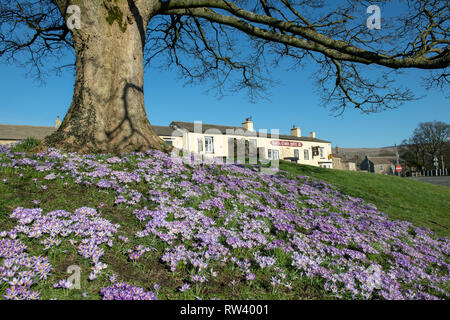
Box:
[1,0,449,113]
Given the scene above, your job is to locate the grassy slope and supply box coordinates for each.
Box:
[0,144,448,300]
[279,161,450,238]
[0,154,331,300]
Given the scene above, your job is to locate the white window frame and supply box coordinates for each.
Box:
[205,136,214,154]
[319,147,324,158]
[163,138,174,146]
[294,149,299,159]
[268,149,279,160]
[304,149,309,160]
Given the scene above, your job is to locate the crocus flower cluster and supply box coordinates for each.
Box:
[0,238,50,300]
[53,279,73,289]
[1,206,120,297]
[100,283,157,300]
[128,245,154,261]
[0,143,449,300]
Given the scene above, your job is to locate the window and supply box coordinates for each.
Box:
[304,149,309,160]
[294,149,299,159]
[198,138,203,152]
[319,148,324,158]
[205,136,214,154]
[163,138,173,146]
[311,147,319,157]
[268,149,279,160]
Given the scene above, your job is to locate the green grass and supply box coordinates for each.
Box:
[0,161,334,300]
[9,137,40,153]
[0,142,448,300]
[279,160,450,238]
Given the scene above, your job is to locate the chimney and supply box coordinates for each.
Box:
[55,116,61,129]
[242,117,254,131]
[310,131,316,138]
[291,125,301,137]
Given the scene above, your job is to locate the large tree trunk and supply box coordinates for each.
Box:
[43,0,168,154]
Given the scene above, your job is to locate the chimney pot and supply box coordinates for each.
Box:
[310,131,316,138]
[55,116,61,129]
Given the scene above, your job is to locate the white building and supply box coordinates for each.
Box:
[154,119,333,168]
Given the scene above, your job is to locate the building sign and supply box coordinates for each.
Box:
[270,140,303,147]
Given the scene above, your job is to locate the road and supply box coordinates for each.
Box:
[408,176,450,187]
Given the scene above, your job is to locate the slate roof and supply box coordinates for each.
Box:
[0,122,332,145]
[365,157,397,165]
[171,121,331,143]
[0,124,177,140]
[151,125,176,137]
[0,124,55,140]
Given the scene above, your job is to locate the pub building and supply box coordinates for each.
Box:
[154,119,333,168]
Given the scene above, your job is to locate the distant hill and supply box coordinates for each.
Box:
[333,146,398,161]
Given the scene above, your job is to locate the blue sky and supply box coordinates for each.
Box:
[0,2,448,148]
[1,57,447,148]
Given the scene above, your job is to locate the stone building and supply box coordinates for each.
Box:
[359,156,397,174]
[332,156,356,171]
[0,124,56,145]
[366,157,397,174]
[331,146,356,171]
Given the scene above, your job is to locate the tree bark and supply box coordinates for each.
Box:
[42,0,168,154]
